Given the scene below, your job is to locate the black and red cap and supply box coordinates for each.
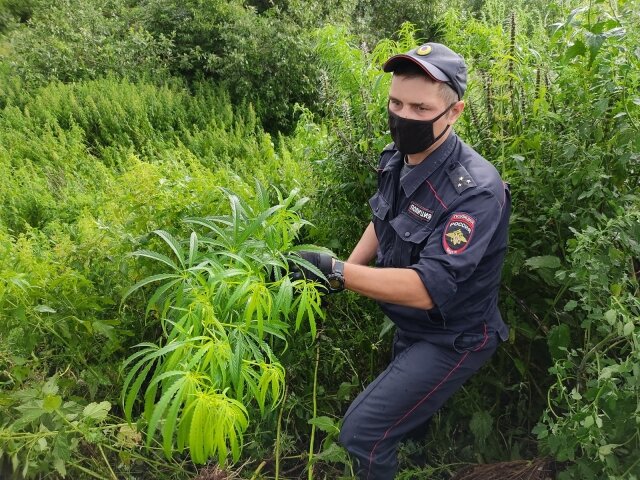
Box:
[383,43,467,99]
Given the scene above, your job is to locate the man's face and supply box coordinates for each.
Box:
[388,74,464,158]
[388,75,451,121]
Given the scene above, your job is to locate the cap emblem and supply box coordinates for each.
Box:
[416,45,432,56]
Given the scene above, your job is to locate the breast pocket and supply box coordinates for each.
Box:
[388,213,437,267]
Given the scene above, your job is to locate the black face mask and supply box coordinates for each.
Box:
[388,103,454,155]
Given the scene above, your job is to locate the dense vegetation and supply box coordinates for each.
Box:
[0,0,638,479]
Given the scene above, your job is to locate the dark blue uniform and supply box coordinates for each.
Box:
[339,132,511,479]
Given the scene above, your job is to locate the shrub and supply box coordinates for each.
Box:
[6,0,172,86]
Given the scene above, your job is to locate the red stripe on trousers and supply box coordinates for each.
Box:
[366,324,488,479]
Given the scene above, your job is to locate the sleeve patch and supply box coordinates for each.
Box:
[442,212,476,254]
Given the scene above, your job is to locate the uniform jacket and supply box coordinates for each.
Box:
[370,132,510,341]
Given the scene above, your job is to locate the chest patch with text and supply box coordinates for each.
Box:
[443,212,476,254]
[407,202,434,222]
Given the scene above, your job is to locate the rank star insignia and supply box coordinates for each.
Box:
[443,212,476,254]
[447,164,477,194]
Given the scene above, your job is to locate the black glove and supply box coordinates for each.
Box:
[288,251,334,286]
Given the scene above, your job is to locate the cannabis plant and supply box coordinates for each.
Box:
[121,183,329,464]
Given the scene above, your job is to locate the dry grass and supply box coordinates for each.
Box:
[450,457,556,480]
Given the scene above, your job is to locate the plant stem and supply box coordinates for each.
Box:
[275,384,288,480]
[98,444,117,480]
[307,333,321,480]
[576,334,624,389]
[250,461,267,480]
[66,459,109,480]
[622,449,640,477]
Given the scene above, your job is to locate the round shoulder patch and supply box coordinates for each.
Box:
[442,212,476,254]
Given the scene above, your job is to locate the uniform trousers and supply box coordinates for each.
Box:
[338,324,499,480]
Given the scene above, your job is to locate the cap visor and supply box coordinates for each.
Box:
[383,55,450,83]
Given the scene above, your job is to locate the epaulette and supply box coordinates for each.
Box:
[377,142,397,170]
[447,162,477,194]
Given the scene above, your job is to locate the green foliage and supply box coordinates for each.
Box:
[6,0,172,86]
[135,0,322,132]
[309,22,420,253]
[0,76,312,233]
[0,375,197,479]
[0,69,322,474]
[0,0,38,33]
[121,184,328,464]
[2,0,325,132]
[352,0,440,45]
[0,0,638,477]
[0,376,112,479]
[535,207,640,478]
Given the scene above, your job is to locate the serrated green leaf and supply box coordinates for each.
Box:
[53,458,66,476]
[189,395,207,463]
[131,249,179,271]
[146,376,187,448]
[42,376,59,395]
[121,273,182,305]
[83,401,111,422]
[177,395,196,452]
[187,231,199,267]
[184,217,230,238]
[43,394,62,413]
[124,360,155,422]
[604,309,617,324]
[532,423,548,439]
[470,410,493,446]
[548,324,571,360]
[153,230,185,269]
[308,416,339,434]
[525,255,561,270]
[162,378,186,458]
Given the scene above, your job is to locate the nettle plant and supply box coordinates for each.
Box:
[121,183,329,464]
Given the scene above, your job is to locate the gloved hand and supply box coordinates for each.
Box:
[288,251,334,286]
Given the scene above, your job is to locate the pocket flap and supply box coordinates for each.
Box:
[369,191,390,220]
[389,213,435,244]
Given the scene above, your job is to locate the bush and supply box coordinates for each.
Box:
[136,0,322,132]
[6,0,172,86]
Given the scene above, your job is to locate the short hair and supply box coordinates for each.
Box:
[391,61,459,106]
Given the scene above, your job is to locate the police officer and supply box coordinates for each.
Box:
[293,42,510,479]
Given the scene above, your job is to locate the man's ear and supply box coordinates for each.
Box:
[448,100,465,124]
